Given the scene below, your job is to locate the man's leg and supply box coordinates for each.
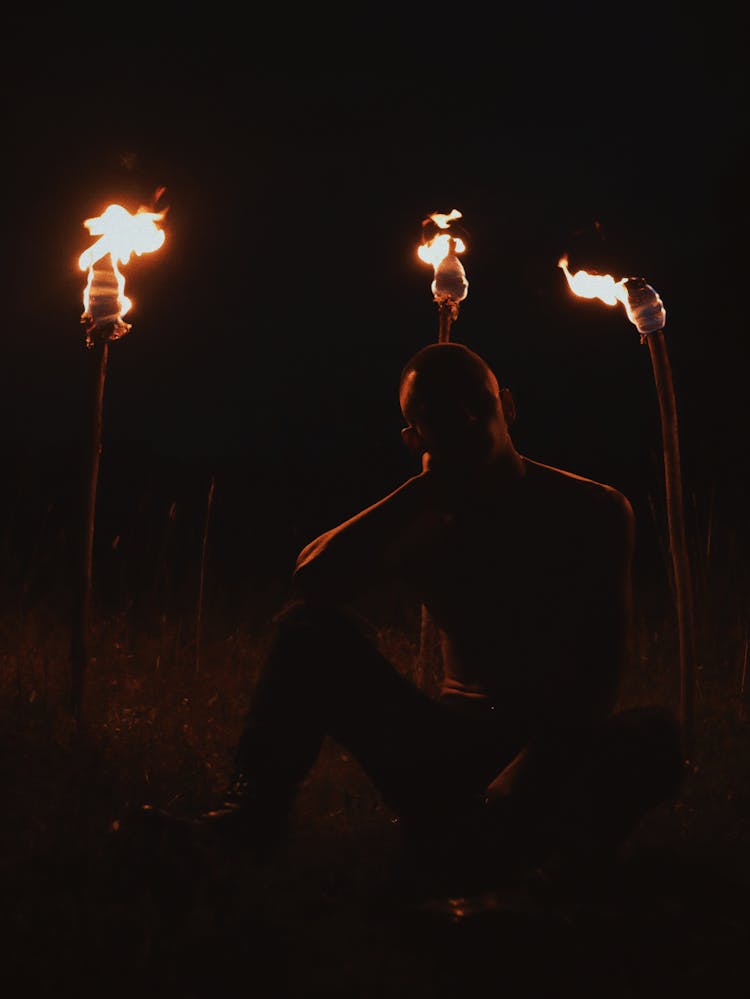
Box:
[133,599,510,872]
[489,705,686,877]
[224,599,492,850]
[561,705,686,856]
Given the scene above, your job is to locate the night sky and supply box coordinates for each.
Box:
[3,8,748,597]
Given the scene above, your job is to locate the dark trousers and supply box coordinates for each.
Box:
[235,600,685,870]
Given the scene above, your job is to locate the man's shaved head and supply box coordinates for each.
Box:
[399,342,514,470]
[399,342,500,424]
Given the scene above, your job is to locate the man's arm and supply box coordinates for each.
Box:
[548,484,635,725]
[292,471,437,604]
[487,485,635,804]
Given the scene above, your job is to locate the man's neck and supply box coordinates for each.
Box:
[487,443,525,482]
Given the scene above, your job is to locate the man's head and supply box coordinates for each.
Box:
[399,342,516,470]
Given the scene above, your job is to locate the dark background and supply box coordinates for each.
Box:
[2,17,750,995]
[2,6,748,616]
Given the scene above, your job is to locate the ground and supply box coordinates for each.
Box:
[1,594,749,998]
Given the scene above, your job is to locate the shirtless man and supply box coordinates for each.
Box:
[140,339,684,890]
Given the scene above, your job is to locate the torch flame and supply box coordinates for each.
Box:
[417,209,467,268]
[557,255,628,308]
[80,203,166,337]
[558,254,666,336]
[418,209,468,306]
[430,209,463,230]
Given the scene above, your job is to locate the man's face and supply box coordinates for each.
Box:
[404,364,509,471]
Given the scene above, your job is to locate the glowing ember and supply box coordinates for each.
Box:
[418,209,468,304]
[79,203,166,340]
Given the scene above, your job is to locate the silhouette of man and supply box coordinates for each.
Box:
[140,340,685,891]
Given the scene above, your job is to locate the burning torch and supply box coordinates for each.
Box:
[418,209,469,343]
[72,197,166,719]
[414,210,469,686]
[559,255,696,764]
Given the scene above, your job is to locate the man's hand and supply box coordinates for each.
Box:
[625,277,666,335]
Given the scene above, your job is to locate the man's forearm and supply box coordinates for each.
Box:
[292,472,432,602]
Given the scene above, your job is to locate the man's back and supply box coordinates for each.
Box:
[295,342,634,744]
[396,457,634,741]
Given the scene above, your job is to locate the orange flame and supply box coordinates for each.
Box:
[80,203,166,336]
[558,255,628,308]
[417,209,466,269]
[418,209,468,305]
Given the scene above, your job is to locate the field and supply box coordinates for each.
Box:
[1,451,749,998]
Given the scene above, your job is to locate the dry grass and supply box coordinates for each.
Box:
[2,481,750,997]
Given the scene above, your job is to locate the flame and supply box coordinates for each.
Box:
[557,255,628,308]
[80,203,166,335]
[430,209,463,229]
[417,209,466,269]
[418,209,468,305]
[559,255,667,337]
[417,232,467,269]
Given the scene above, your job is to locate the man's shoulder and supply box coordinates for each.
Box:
[522,457,633,523]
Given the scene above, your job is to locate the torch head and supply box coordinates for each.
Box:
[624,277,666,337]
[399,343,515,473]
[418,213,469,309]
[79,202,166,346]
[433,240,469,305]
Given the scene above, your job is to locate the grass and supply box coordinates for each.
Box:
[1,474,750,998]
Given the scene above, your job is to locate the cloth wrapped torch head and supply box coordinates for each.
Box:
[624,277,666,336]
[433,239,468,304]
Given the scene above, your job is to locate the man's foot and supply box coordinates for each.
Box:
[115,781,291,863]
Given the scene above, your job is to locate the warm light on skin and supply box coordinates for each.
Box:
[80,204,166,321]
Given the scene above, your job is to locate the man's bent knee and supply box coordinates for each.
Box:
[267,598,383,683]
[273,598,373,639]
[273,599,376,654]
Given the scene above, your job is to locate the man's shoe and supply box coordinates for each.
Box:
[197,774,292,857]
[194,800,288,858]
[120,783,291,862]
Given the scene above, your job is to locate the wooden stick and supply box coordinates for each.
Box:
[416,298,458,688]
[438,300,454,343]
[195,476,216,674]
[70,336,109,719]
[645,330,696,764]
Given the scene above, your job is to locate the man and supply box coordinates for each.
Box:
[139,338,684,892]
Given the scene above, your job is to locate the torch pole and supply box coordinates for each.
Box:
[70,335,109,720]
[644,329,696,764]
[438,300,454,343]
[416,297,457,688]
